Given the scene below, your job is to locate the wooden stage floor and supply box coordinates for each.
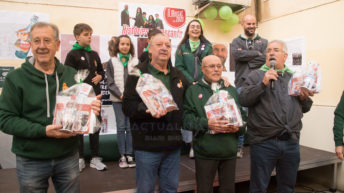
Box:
[0,146,340,193]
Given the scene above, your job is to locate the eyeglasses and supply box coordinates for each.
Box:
[203,64,223,69]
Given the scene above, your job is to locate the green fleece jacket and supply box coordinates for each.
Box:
[175,39,213,83]
[333,91,344,146]
[183,80,246,160]
[0,57,78,159]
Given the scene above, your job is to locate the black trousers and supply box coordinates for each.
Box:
[195,157,236,193]
[78,130,100,158]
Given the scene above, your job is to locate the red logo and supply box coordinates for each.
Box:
[163,8,186,28]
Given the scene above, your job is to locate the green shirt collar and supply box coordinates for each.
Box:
[189,39,200,52]
[148,62,170,75]
[72,42,92,52]
[260,63,293,76]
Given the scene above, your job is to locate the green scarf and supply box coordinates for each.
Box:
[119,53,130,67]
[144,44,150,52]
[260,64,293,76]
[125,10,129,15]
[156,18,160,23]
[143,16,147,22]
[72,42,92,52]
[149,19,153,23]
[189,39,200,52]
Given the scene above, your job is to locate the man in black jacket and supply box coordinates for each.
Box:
[122,33,189,193]
[121,5,130,26]
[239,40,314,193]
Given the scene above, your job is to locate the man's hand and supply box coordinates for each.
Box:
[335,146,344,160]
[91,95,102,116]
[298,87,314,101]
[146,109,167,119]
[92,72,102,85]
[208,117,231,134]
[221,76,231,87]
[262,69,278,86]
[46,125,77,138]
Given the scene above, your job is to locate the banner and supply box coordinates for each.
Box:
[0,11,49,60]
[118,2,187,64]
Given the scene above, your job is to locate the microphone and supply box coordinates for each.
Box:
[270,59,276,89]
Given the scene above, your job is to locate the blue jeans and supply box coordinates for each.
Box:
[236,87,247,147]
[250,139,300,193]
[16,152,80,193]
[113,102,132,155]
[135,149,181,193]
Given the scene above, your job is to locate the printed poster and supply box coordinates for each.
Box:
[0,10,49,60]
[118,2,187,64]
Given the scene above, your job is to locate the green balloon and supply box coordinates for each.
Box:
[197,18,205,29]
[203,6,217,20]
[227,13,239,25]
[220,20,232,33]
[219,5,232,20]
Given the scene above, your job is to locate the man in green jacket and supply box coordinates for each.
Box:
[333,91,344,160]
[183,55,246,193]
[0,22,101,193]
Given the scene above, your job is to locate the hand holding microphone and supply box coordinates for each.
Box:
[262,58,278,87]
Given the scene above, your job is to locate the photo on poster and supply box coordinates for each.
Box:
[118,2,186,65]
[0,10,49,60]
[212,42,235,85]
[284,37,306,71]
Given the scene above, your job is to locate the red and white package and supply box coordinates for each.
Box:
[136,73,179,117]
[53,83,99,134]
[204,90,244,134]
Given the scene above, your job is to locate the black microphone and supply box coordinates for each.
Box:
[270,59,276,89]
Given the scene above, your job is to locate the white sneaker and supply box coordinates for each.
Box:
[90,157,107,171]
[237,147,244,158]
[79,158,85,172]
[126,155,136,168]
[119,155,128,168]
[189,147,194,159]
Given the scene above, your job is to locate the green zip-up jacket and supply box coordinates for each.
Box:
[175,38,213,83]
[333,91,344,146]
[0,57,78,159]
[183,80,246,160]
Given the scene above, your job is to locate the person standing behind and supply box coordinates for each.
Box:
[0,22,101,193]
[183,55,246,193]
[231,14,268,158]
[106,35,138,168]
[175,19,213,84]
[239,40,314,193]
[122,33,190,193]
[155,13,164,29]
[333,91,344,160]
[64,23,106,172]
[139,28,162,63]
[121,5,130,27]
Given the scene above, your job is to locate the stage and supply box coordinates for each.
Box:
[0,146,340,193]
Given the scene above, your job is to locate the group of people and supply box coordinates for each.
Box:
[3,13,344,193]
[121,4,164,29]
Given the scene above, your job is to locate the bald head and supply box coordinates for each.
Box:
[201,55,223,83]
[242,15,257,38]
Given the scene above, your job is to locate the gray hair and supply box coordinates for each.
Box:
[29,22,59,41]
[268,40,288,53]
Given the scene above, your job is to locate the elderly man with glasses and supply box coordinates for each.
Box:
[183,55,247,193]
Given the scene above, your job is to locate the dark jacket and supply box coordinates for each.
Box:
[183,80,246,160]
[175,37,213,83]
[239,68,313,144]
[122,60,190,151]
[333,91,344,146]
[134,13,144,27]
[231,34,268,88]
[64,49,104,95]
[121,9,130,26]
[0,57,78,159]
[156,19,164,29]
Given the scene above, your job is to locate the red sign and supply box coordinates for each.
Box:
[163,7,186,28]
